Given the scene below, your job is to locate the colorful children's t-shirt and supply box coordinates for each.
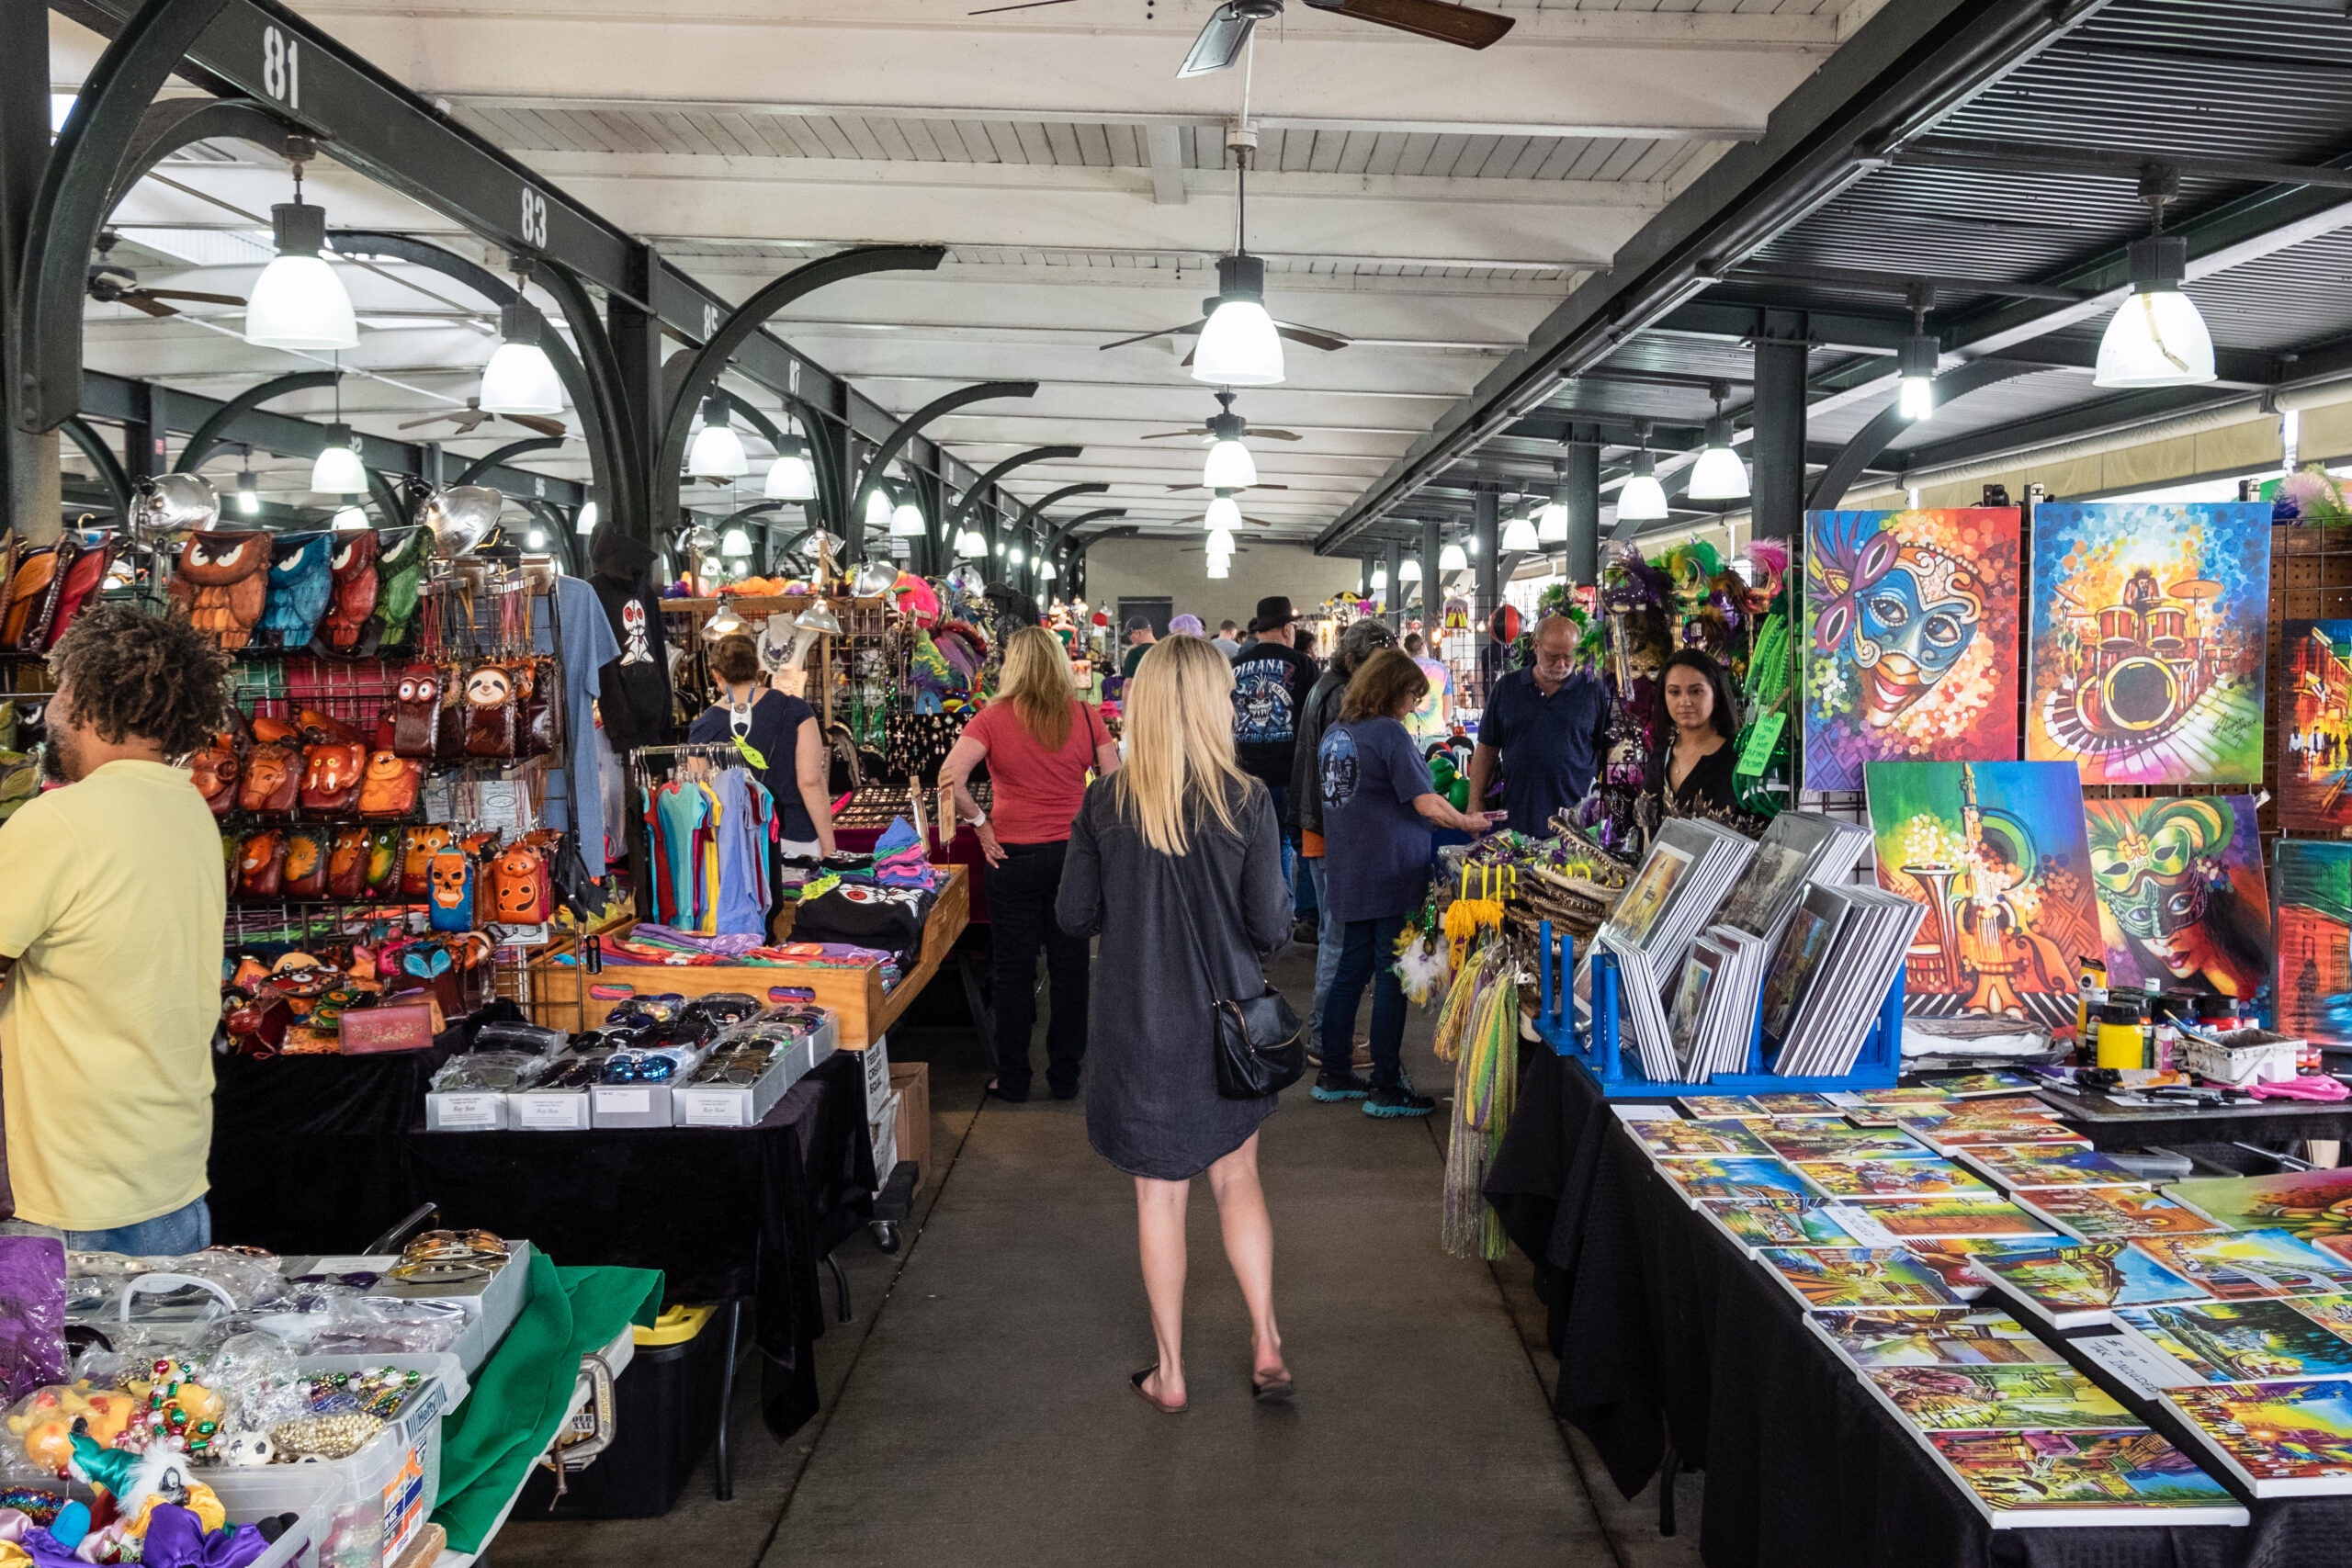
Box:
[1409,656,1453,746]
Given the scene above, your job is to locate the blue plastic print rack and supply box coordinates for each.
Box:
[1530,919,1903,1098]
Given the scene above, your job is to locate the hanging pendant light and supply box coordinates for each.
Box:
[1397,558,1422,583]
[1372,567,1388,592]
[1439,541,1468,571]
[1008,544,1025,566]
[575,498,597,533]
[245,146,358,351]
[2097,165,2215,389]
[1202,389,1261,491]
[688,398,748,480]
[764,434,819,501]
[1501,506,1540,553]
[525,525,547,548]
[1617,423,1668,522]
[1038,559,1057,581]
[1897,282,1939,422]
[1206,525,1236,559]
[1195,255,1283,388]
[310,426,368,494]
[235,468,262,517]
[721,526,752,556]
[889,491,927,537]
[478,296,565,415]
[1536,466,1570,543]
[1686,380,1749,502]
[1206,556,1230,580]
[954,527,987,557]
[1204,490,1243,532]
[332,506,369,530]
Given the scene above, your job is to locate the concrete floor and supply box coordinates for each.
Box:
[487,944,1702,1568]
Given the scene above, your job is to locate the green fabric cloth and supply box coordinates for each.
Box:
[430,1252,663,1551]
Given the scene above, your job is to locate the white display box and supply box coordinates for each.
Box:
[590,1082,676,1128]
[508,1086,593,1130]
[424,1090,507,1132]
[869,1089,900,1189]
[858,1032,892,1121]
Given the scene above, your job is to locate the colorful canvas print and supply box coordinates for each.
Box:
[1907,1119,2085,1153]
[1797,1158,1997,1200]
[1699,1199,1870,1253]
[1759,904,1836,1042]
[1837,1196,2060,1242]
[1803,508,2021,791]
[2120,1300,2352,1383]
[2018,1187,2225,1242]
[1755,1247,1962,1310]
[2162,1381,2352,1494]
[2277,840,2352,1050]
[2170,1167,2352,1242]
[1959,1143,2146,1190]
[2025,501,2270,784]
[1813,1306,2062,1367]
[1655,1157,1815,1205]
[1755,1092,1838,1117]
[1924,1429,2246,1524]
[1979,1242,2205,1327]
[1932,1070,2043,1098]
[2283,620,2352,830]
[1867,1364,2132,1430]
[1865,761,2103,1032]
[1629,1119,1772,1160]
[1756,1123,1934,1163]
[1903,1239,2045,1300]
[1678,1095,1770,1121]
[2083,795,2270,1010]
[2132,1229,2352,1303]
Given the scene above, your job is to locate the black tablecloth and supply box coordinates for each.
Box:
[209,1036,874,1441]
[1485,1047,2352,1568]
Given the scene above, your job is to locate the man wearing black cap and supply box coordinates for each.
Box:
[1229,594,1318,853]
[1119,615,1157,679]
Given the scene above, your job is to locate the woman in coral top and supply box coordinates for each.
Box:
[945,626,1121,1100]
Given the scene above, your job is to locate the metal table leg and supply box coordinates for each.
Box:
[823,1250,853,1322]
[713,1299,742,1502]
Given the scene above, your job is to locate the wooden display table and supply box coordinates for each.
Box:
[527,865,967,1048]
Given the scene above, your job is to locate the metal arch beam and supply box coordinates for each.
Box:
[62,419,133,520]
[519,496,581,575]
[715,391,787,453]
[456,438,565,487]
[655,244,945,541]
[852,379,1040,523]
[105,96,294,212]
[174,370,341,473]
[944,446,1082,540]
[1045,508,1127,554]
[1020,483,1112,528]
[16,0,236,434]
[363,465,403,528]
[1805,359,2042,509]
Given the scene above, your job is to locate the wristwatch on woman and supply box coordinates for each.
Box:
[967,809,989,829]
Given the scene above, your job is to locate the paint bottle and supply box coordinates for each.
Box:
[2096,1001,2148,1072]
[2196,994,2238,1035]
[2075,956,2109,1044]
[2148,994,2193,1074]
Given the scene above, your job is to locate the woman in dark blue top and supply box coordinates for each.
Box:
[1314,648,1489,1116]
[687,632,837,856]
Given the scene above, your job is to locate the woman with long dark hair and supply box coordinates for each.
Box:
[1643,648,1742,818]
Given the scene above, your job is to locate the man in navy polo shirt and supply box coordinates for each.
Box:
[1467,613,1610,835]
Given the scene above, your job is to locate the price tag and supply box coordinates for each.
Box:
[435,1093,497,1127]
[678,1090,748,1127]
[1823,1203,1898,1247]
[515,1094,585,1129]
[1735,712,1786,778]
[593,1088,651,1115]
[2069,1331,2195,1397]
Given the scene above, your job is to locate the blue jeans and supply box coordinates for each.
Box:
[2,1196,211,1254]
[1306,858,1341,1049]
[1263,784,1299,908]
[1322,915,1408,1089]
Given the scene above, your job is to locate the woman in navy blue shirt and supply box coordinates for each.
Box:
[686,632,837,858]
[1314,649,1490,1116]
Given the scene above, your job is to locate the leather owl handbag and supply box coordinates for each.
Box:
[514,659,556,760]
[190,730,243,819]
[169,530,271,650]
[238,739,302,816]
[320,529,379,651]
[237,830,288,900]
[326,827,370,899]
[3,542,69,652]
[486,841,553,924]
[281,829,328,897]
[356,750,424,819]
[300,740,366,813]
[458,659,520,759]
[41,534,115,649]
[401,825,453,898]
[364,826,404,895]
[261,532,334,650]
[388,666,445,759]
[425,846,476,931]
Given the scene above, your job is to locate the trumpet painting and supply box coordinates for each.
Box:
[1804,509,2021,791]
[2026,502,2270,784]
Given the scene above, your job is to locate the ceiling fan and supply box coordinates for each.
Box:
[967,0,1513,75]
[399,397,568,441]
[1138,391,1302,445]
[86,231,245,319]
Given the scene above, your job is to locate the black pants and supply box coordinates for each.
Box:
[985,839,1091,1097]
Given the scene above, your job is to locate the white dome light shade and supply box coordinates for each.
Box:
[1203,436,1258,490]
[863,488,895,535]
[1535,502,1569,543]
[1038,560,1057,581]
[1500,514,1540,552]
[1687,446,1750,502]
[1617,452,1669,522]
[245,202,357,350]
[764,444,818,502]
[1206,557,1230,579]
[2096,237,2214,388]
[994,542,1006,556]
[1898,375,1936,422]
[1193,254,1284,386]
[1372,568,1387,592]
[236,475,262,516]
[1439,542,1468,571]
[1397,558,1423,582]
[721,527,752,556]
[478,301,565,415]
[889,499,927,537]
[576,499,598,533]
[688,400,748,480]
[332,506,369,530]
[526,526,547,548]
[310,433,368,495]
[1204,492,1243,531]
[1008,546,1024,566]
[1897,332,1938,422]
[956,528,988,556]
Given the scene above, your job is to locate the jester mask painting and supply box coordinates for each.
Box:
[2084,795,2270,1009]
[1864,761,2102,1033]
[1804,509,2019,791]
[2026,502,2269,785]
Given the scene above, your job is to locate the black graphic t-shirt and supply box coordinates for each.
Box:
[1227,639,1317,789]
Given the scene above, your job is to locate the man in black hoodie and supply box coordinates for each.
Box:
[1291,616,1396,1066]
[587,524,673,750]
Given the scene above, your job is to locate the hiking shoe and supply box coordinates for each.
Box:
[1308,1037,1373,1071]
[1364,1085,1436,1118]
[1310,1072,1371,1102]
[1294,917,1320,945]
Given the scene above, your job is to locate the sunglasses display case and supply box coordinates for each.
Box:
[671,1011,841,1128]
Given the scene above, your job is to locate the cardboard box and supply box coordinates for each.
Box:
[889,1063,930,1179]
[860,1033,891,1121]
[869,1090,900,1189]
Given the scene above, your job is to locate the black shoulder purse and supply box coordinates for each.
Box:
[1172,860,1306,1100]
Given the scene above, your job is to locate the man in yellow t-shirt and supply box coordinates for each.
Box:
[0,606,231,1251]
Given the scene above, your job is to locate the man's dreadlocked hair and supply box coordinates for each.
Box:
[47,604,232,759]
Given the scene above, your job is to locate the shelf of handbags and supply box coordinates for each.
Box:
[0,523,122,658]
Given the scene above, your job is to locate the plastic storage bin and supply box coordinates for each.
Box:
[513,1303,730,1518]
